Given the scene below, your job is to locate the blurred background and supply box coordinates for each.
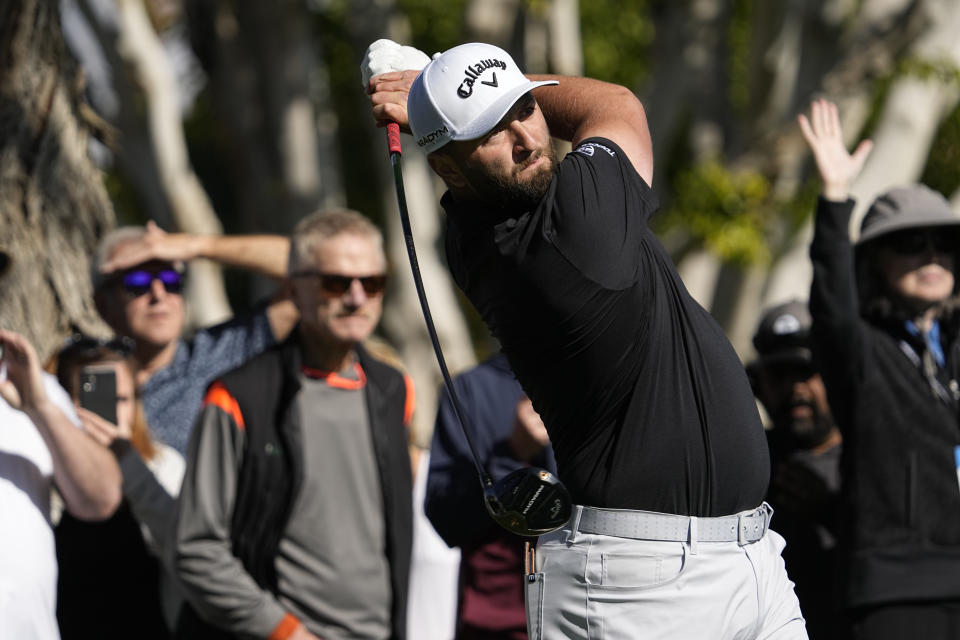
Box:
[3,0,960,446]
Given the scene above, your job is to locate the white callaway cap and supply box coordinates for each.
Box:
[408,42,558,154]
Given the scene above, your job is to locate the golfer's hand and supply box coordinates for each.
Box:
[0,329,48,413]
[361,39,429,87]
[100,220,203,274]
[508,397,551,462]
[797,98,873,202]
[363,40,429,134]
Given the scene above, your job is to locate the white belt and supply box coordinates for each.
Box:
[572,502,772,546]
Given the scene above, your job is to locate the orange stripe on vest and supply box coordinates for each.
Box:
[203,381,245,431]
[267,613,300,640]
[403,374,416,427]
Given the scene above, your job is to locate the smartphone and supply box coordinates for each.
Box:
[79,366,117,425]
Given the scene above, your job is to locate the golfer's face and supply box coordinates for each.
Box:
[458,93,556,207]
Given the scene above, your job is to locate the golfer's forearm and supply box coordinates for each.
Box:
[529,75,645,143]
[530,74,653,182]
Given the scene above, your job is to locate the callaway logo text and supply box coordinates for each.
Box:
[457,58,508,98]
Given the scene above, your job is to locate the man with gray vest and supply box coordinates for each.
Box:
[172,209,414,640]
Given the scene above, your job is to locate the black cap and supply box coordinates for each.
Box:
[752,300,812,365]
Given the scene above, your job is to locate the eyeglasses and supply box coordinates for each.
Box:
[120,269,185,296]
[882,229,958,256]
[290,270,388,296]
[60,334,135,359]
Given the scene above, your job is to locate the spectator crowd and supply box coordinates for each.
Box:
[4,39,960,640]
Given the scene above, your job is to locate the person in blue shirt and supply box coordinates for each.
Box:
[92,222,298,455]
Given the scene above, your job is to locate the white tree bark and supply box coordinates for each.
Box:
[113,0,232,327]
[345,1,478,447]
[848,0,960,231]
[380,150,479,448]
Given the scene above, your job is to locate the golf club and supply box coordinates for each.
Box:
[384,123,571,536]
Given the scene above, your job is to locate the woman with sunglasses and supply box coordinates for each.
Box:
[54,336,185,639]
[800,99,960,639]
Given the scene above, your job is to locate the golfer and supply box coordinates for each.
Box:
[364,41,806,639]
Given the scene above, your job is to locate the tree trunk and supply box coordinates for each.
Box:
[0,0,114,362]
[112,0,233,327]
[343,0,478,448]
[848,0,960,227]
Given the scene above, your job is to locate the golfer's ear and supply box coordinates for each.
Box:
[427,152,467,189]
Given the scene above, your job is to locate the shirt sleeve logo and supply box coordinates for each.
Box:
[574,142,615,157]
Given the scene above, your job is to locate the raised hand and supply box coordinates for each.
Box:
[99,220,202,274]
[797,98,873,201]
[0,329,48,412]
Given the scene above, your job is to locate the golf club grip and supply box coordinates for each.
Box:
[386,122,402,155]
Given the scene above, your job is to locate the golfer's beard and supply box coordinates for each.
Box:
[467,146,557,214]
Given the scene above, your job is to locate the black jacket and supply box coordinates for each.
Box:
[176,336,413,639]
[810,197,960,608]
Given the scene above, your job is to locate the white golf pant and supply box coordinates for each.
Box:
[525,505,807,639]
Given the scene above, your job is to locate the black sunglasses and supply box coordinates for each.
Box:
[291,270,388,296]
[120,269,185,296]
[60,334,135,359]
[882,229,958,256]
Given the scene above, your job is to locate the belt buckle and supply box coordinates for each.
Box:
[737,505,769,546]
[737,512,749,546]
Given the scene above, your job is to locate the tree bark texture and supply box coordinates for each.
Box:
[112,0,233,327]
[0,0,113,362]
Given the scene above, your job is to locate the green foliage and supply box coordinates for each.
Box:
[860,54,960,199]
[862,56,960,139]
[727,0,753,113]
[921,101,960,199]
[102,171,145,226]
[579,0,653,86]
[656,161,773,265]
[398,0,467,56]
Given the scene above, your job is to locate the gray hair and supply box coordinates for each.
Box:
[289,209,384,273]
[91,226,148,292]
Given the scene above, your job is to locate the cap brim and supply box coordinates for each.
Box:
[756,348,813,367]
[857,215,960,245]
[453,79,559,141]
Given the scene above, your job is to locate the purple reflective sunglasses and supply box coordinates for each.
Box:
[121,269,185,296]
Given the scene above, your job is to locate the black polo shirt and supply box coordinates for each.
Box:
[443,137,768,516]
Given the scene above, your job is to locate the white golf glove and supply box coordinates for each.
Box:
[361,39,431,87]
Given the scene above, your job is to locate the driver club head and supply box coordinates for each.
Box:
[484,467,572,536]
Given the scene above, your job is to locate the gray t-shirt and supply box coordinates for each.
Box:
[275,371,391,639]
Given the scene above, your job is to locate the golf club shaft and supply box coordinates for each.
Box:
[385,123,495,490]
